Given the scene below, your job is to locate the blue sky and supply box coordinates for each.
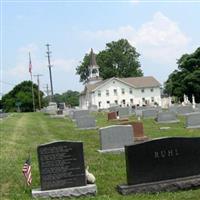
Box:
[1,1,200,97]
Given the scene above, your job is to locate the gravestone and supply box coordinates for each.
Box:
[176,105,194,115]
[118,107,130,118]
[156,111,179,123]
[76,116,96,130]
[58,102,65,110]
[32,141,97,198]
[57,110,63,115]
[186,113,200,129]
[73,110,90,120]
[107,112,117,120]
[117,137,200,194]
[142,109,157,119]
[169,105,178,113]
[98,125,133,153]
[0,112,8,118]
[109,105,119,113]
[89,105,98,112]
[119,121,148,142]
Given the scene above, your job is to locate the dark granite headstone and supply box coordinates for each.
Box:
[118,137,200,194]
[58,103,65,110]
[37,141,86,191]
[57,110,63,115]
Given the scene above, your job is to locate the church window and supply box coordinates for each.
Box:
[106,90,109,96]
[98,90,101,97]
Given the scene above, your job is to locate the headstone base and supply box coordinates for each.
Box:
[50,115,65,118]
[32,184,97,199]
[117,175,200,195]
[186,125,200,129]
[134,136,149,143]
[157,120,180,124]
[76,127,98,130]
[98,148,124,153]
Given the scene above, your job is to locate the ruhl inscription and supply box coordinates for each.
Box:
[154,149,179,159]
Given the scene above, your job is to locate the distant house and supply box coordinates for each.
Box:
[79,49,161,109]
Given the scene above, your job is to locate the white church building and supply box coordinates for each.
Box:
[79,49,162,109]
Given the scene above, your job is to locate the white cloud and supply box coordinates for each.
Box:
[135,12,190,63]
[82,12,190,65]
[52,58,78,72]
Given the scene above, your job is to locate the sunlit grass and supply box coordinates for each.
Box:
[0,112,200,200]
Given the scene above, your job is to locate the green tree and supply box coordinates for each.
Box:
[51,90,80,107]
[62,90,79,107]
[76,39,143,83]
[164,47,200,103]
[1,80,45,112]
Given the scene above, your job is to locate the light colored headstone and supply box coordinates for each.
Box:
[142,109,158,119]
[177,105,194,115]
[98,125,133,153]
[186,113,200,129]
[73,110,90,120]
[76,116,96,129]
[118,107,130,118]
[156,111,179,123]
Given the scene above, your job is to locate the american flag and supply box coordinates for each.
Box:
[29,52,32,74]
[22,157,32,186]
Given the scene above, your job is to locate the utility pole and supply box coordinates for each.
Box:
[44,84,51,102]
[33,74,43,110]
[46,44,54,101]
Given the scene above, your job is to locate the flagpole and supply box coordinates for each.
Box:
[29,52,35,112]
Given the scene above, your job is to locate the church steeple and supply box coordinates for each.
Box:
[87,48,102,84]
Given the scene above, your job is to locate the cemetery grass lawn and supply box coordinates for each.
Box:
[0,112,200,200]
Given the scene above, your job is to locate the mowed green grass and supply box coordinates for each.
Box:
[0,112,200,200]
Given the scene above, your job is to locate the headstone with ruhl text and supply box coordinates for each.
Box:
[32,141,97,198]
[117,137,200,194]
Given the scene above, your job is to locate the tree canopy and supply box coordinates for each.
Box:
[164,47,200,103]
[1,80,44,112]
[51,90,79,107]
[76,39,143,83]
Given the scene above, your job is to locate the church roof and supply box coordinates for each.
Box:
[80,76,161,95]
[120,76,161,88]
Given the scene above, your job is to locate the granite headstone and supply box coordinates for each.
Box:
[186,113,200,129]
[76,116,96,129]
[107,112,117,121]
[118,137,200,194]
[142,109,157,119]
[32,141,97,198]
[156,111,179,123]
[176,105,194,115]
[98,125,133,153]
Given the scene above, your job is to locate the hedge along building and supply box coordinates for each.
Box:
[79,49,161,109]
